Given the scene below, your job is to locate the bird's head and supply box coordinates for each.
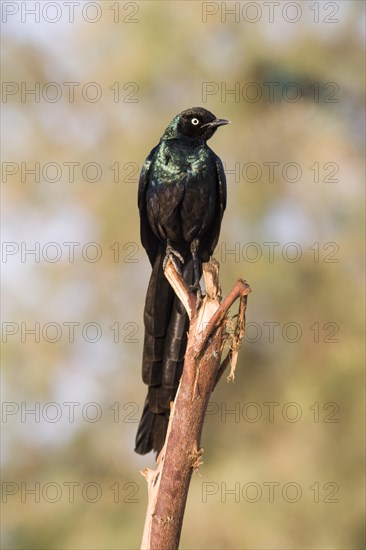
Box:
[164,107,230,142]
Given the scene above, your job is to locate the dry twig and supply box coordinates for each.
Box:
[141,258,250,549]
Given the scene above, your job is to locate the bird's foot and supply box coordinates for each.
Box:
[189,283,203,310]
[163,245,184,275]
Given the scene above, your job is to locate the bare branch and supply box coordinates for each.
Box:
[163,259,196,319]
[140,259,251,550]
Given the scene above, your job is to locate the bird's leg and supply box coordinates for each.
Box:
[189,239,202,306]
[163,239,184,275]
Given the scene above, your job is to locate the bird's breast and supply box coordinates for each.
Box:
[147,143,216,242]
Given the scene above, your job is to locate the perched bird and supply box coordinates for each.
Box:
[135,107,229,455]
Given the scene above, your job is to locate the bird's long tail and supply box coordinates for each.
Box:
[135,248,194,455]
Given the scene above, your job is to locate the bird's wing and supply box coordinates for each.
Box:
[215,153,227,216]
[201,153,227,257]
[138,145,160,265]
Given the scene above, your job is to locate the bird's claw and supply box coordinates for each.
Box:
[189,284,203,311]
[163,245,184,275]
[189,283,201,294]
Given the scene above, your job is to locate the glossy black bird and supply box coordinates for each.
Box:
[135,107,229,455]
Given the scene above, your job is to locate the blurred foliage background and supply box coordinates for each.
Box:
[1,1,365,549]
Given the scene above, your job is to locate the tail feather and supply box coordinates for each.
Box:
[135,249,194,455]
[134,398,154,454]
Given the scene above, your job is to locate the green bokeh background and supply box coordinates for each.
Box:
[1,1,365,549]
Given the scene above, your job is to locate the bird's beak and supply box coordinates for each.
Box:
[202,118,231,128]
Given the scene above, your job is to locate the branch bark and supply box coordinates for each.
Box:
[140,258,251,550]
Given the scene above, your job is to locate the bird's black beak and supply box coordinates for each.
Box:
[202,118,230,128]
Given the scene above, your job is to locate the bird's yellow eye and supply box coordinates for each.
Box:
[191,118,200,126]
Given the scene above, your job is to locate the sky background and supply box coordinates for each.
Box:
[1,1,365,549]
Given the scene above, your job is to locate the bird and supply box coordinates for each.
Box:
[135,107,229,455]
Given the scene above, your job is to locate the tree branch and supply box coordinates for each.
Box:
[140,258,251,549]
